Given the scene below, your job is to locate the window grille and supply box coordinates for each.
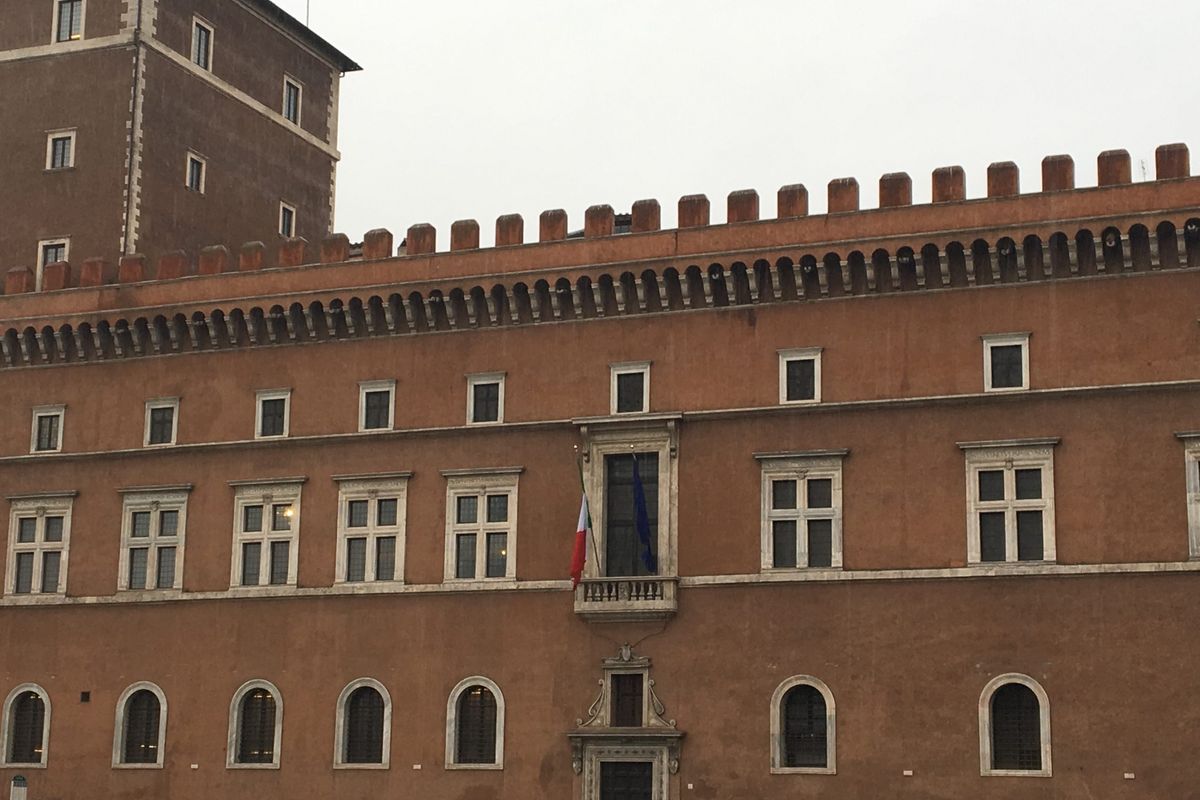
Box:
[7,692,45,764]
[343,687,384,764]
[990,683,1042,770]
[236,689,276,764]
[782,685,827,768]
[455,686,497,764]
[122,690,161,764]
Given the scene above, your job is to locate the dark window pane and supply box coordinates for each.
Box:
[456,534,476,579]
[148,407,174,444]
[1015,469,1042,500]
[375,536,396,581]
[771,479,797,510]
[472,382,500,423]
[192,24,210,68]
[36,414,59,451]
[50,136,72,169]
[259,398,286,437]
[807,520,833,568]
[991,683,1042,770]
[8,691,46,763]
[237,689,276,764]
[807,479,833,509]
[600,762,654,797]
[128,547,148,589]
[979,512,1007,562]
[269,541,290,584]
[187,159,203,191]
[604,453,658,577]
[280,206,295,237]
[344,687,384,764]
[131,511,151,538]
[241,542,261,586]
[1017,511,1044,561]
[990,344,1024,389]
[377,498,397,526]
[348,500,368,528]
[345,537,366,582]
[785,358,815,402]
[123,690,161,764]
[14,553,34,594]
[486,533,507,578]
[271,504,292,531]
[610,674,644,727]
[363,390,391,429]
[772,521,797,568]
[283,83,300,124]
[486,494,508,523]
[156,547,176,588]
[978,470,1005,502]
[56,1,82,41]
[17,518,36,543]
[243,505,263,533]
[783,685,828,768]
[456,496,477,524]
[43,517,63,543]
[455,686,497,764]
[159,510,178,538]
[40,551,61,593]
[616,371,645,413]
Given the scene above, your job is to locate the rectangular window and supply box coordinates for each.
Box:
[255,390,291,438]
[963,440,1057,564]
[279,202,296,238]
[758,451,845,571]
[119,490,187,592]
[982,333,1030,392]
[359,380,395,432]
[778,347,823,405]
[467,373,505,424]
[609,673,645,727]
[7,496,72,597]
[1185,439,1200,558]
[282,77,302,125]
[144,399,179,447]
[231,483,302,588]
[36,239,70,292]
[46,130,76,170]
[444,471,519,582]
[54,0,83,42]
[603,453,658,577]
[335,476,408,584]
[192,18,213,70]
[185,153,206,193]
[611,362,650,415]
[30,406,65,454]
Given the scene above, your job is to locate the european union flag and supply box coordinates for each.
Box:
[632,455,658,574]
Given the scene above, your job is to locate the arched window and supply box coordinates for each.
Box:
[445,677,505,769]
[228,680,282,768]
[335,679,390,767]
[113,683,167,767]
[770,676,835,774]
[979,674,1051,777]
[2,685,50,766]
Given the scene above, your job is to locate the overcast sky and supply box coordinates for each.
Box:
[277,0,1197,245]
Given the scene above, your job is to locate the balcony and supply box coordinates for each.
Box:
[574,577,678,622]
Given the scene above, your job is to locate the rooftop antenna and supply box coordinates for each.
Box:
[1139,158,1148,182]
[305,0,310,26]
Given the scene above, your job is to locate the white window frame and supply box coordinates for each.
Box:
[334,475,409,584]
[117,488,189,593]
[29,405,65,454]
[45,129,76,170]
[185,152,206,194]
[1,683,51,768]
[143,398,179,447]
[279,201,297,238]
[112,682,167,769]
[50,0,86,44]
[333,678,391,769]
[442,469,521,583]
[191,16,214,71]
[610,361,650,415]
[982,333,1030,393]
[757,451,846,572]
[978,673,1052,778]
[229,481,303,589]
[255,389,291,439]
[6,495,72,598]
[770,675,836,775]
[962,439,1058,565]
[36,239,70,293]
[226,679,283,770]
[1184,437,1200,558]
[445,676,505,770]
[358,380,395,433]
[466,372,505,425]
[282,75,303,126]
[778,347,823,405]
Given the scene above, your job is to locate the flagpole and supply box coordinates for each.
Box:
[575,446,602,578]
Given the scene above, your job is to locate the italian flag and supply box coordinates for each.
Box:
[571,493,590,587]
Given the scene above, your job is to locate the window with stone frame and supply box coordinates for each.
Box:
[113,683,166,767]
[282,77,302,125]
[191,17,213,70]
[228,680,282,768]
[759,451,846,571]
[443,470,520,582]
[54,0,84,42]
[358,380,395,432]
[255,390,290,438]
[979,674,1052,777]
[144,399,179,447]
[770,676,836,774]
[6,495,72,597]
[982,333,1030,392]
[467,373,505,424]
[778,347,823,405]
[1183,436,1200,558]
[962,439,1057,565]
[2,684,50,767]
[230,482,302,588]
[335,475,408,584]
[30,405,64,454]
[335,679,390,768]
[118,489,188,592]
[446,677,505,769]
[46,130,76,170]
[610,362,650,415]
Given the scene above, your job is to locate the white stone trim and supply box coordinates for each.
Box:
[1185,440,1200,558]
[333,678,391,769]
[443,472,519,582]
[6,495,72,597]
[777,347,823,405]
[35,240,70,293]
[964,441,1057,565]
[29,405,65,454]
[282,74,303,126]
[610,361,651,415]
[0,33,130,64]
[770,675,836,775]
[357,380,395,432]
[226,679,282,769]
[44,128,77,170]
[229,482,302,589]
[335,476,408,584]
[255,389,291,439]
[760,452,844,571]
[117,488,188,593]
[1,683,51,768]
[121,39,147,254]
[978,673,1052,778]
[466,372,505,425]
[112,682,167,768]
[982,332,1031,392]
[143,397,179,447]
[582,744,670,800]
[444,676,505,770]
